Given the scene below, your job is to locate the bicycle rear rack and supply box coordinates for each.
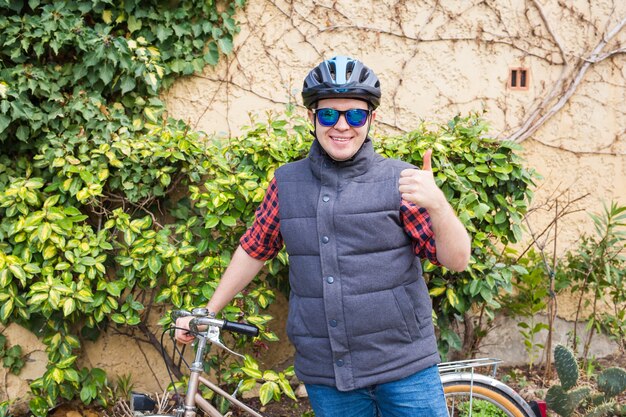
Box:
[437,358,502,378]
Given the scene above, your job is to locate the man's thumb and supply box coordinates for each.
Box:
[422,149,433,171]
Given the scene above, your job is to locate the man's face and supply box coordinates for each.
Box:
[308,98,376,161]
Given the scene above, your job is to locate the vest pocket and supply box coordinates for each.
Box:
[392,286,422,339]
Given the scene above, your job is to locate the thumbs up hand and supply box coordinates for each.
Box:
[398,149,446,212]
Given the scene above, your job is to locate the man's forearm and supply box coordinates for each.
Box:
[428,203,471,272]
[206,245,266,313]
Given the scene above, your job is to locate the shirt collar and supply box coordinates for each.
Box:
[308,136,375,179]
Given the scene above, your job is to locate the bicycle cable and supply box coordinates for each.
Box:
[160,326,202,402]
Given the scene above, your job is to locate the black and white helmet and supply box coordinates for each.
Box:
[302,56,381,109]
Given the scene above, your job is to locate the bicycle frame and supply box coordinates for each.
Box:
[132,310,545,417]
[181,333,265,417]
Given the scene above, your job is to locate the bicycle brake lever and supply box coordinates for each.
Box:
[206,326,245,359]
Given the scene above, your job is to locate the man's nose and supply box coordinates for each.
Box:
[333,113,350,130]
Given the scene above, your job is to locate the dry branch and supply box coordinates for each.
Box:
[506,13,626,143]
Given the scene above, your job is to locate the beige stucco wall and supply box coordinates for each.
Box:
[165,0,626,365]
[166,0,626,248]
[4,0,625,404]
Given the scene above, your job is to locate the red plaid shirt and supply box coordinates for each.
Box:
[240,178,439,264]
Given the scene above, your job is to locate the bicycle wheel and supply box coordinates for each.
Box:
[442,376,533,417]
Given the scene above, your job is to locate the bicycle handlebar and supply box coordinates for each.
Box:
[171,309,259,337]
[222,320,259,337]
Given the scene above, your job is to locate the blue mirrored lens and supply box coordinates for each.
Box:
[345,109,368,127]
[317,108,340,126]
[316,108,369,127]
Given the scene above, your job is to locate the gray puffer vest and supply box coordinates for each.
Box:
[275,138,440,391]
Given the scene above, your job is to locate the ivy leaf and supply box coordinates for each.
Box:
[16,125,29,141]
[127,15,142,33]
[102,10,112,24]
[204,42,219,65]
[0,114,10,133]
[100,62,114,85]
[120,76,136,95]
[218,37,233,55]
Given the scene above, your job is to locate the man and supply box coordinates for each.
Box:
[176,56,470,416]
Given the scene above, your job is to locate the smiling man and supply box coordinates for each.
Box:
[176,56,471,416]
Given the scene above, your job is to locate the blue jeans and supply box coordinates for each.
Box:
[305,365,448,417]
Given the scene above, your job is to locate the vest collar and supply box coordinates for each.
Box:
[308,137,375,179]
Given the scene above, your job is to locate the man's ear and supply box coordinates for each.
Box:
[371,110,377,122]
[307,109,315,124]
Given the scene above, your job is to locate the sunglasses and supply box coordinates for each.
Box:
[313,108,371,128]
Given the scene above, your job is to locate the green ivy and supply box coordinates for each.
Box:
[0,333,25,374]
[0,0,248,415]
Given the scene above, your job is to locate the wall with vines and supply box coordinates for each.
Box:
[165,0,626,249]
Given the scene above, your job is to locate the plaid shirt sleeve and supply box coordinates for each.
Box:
[400,199,440,266]
[240,177,283,261]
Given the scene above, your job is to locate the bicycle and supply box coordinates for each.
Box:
[130,308,547,417]
[439,358,546,417]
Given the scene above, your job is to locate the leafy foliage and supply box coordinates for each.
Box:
[499,249,550,369]
[0,333,24,374]
[558,202,626,355]
[457,398,509,417]
[1,1,538,414]
[377,115,537,355]
[0,0,247,415]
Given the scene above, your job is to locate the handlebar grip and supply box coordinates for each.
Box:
[222,320,259,337]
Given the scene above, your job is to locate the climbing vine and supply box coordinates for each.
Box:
[0,0,248,414]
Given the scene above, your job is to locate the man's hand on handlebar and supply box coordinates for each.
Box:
[174,316,195,344]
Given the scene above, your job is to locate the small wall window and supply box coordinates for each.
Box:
[509,67,529,90]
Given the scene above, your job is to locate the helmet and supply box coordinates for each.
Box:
[302,56,381,109]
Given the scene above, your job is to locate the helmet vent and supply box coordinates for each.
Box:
[359,68,369,83]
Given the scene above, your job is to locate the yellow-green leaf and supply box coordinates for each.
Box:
[63,298,76,317]
[0,269,9,287]
[102,10,112,24]
[241,367,262,379]
[429,286,446,297]
[446,288,460,308]
[259,381,279,406]
[0,299,13,322]
[238,378,258,393]
[38,223,52,242]
[144,107,158,123]
[51,367,64,384]
[262,370,279,382]
[8,264,25,282]
[278,377,297,401]
[171,256,184,273]
[43,245,57,260]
